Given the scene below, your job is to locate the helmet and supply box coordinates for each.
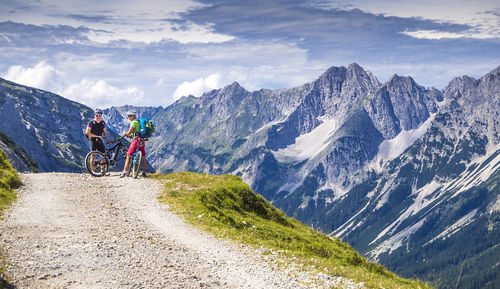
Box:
[126,110,137,117]
[94,108,103,115]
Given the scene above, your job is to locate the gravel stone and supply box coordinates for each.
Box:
[0,173,363,289]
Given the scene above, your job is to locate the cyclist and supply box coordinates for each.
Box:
[120,110,148,178]
[86,108,111,174]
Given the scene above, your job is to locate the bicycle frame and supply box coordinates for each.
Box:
[85,137,128,177]
[129,137,146,178]
[105,139,127,167]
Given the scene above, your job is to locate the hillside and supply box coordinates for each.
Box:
[0,78,94,172]
[2,64,499,287]
[0,171,426,288]
[0,147,21,287]
[154,172,429,289]
[0,130,38,172]
[105,65,500,288]
[0,148,20,216]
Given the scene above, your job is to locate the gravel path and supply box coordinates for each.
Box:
[0,173,365,289]
[0,173,325,289]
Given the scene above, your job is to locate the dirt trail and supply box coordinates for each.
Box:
[0,173,313,289]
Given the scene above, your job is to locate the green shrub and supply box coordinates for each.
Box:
[0,148,20,279]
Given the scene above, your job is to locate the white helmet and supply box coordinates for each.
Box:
[126,110,137,117]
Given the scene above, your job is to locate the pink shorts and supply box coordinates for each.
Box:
[127,137,146,157]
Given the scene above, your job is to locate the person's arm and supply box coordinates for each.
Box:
[103,128,111,144]
[125,125,135,138]
[86,126,101,138]
[86,127,102,139]
[85,126,91,138]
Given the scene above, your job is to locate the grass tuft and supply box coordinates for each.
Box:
[154,172,431,289]
[0,148,20,282]
[0,149,20,217]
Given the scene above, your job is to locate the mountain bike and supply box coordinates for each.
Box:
[130,137,146,179]
[85,137,127,177]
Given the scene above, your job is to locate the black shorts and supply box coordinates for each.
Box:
[89,138,105,153]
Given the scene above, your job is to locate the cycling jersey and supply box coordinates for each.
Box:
[87,120,106,140]
[87,120,106,153]
[130,119,140,137]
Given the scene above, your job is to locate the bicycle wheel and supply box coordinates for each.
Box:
[132,150,142,179]
[85,151,109,177]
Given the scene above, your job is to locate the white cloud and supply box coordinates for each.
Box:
[401,29,498,40]
[182,40,317,90]
[86,21,234,45]
[2,0,234,44]
[1,61,59,91]
[309,0,500,39]
[62,78,145,108]
[173,73,221,100]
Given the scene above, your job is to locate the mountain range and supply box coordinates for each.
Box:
[0,64,498,288]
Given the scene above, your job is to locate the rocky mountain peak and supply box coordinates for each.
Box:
[314,64,380,101]
[479,65,500,96]
[318,65,347,84]
[443,75,477,99]
[218,81,248,101]
[347,62,363,71]
[346,63,380,86]
[386,74,419,89]
[489,64,500,75]
[223,81,246,92]
[318,63,378,85]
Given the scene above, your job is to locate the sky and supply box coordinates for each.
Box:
[0,0,499,108]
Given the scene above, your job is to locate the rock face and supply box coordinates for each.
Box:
[103,105,164,136]
[103,64,499,288]
[0,130,38,172]
[0,78,95,172]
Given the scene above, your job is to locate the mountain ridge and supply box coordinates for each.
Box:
[1,63,499,288]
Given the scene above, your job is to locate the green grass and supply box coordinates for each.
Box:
[0,150,20,218]
[0,148,20,282]
[153,172,431,289]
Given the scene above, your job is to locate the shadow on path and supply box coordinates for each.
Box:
[0,277,15,289]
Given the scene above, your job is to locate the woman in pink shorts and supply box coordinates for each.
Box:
[120,110,148,178]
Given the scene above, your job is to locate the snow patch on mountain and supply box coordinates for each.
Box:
[332,201,372,238]
[447,147,500,198]
[368,114,436,172]
[370,149,500,247]
[272,117,339,164]
[369,217,428,261]
[254,119,284,134]
[426,209,479,246]
[369,146,500,258]
[318,182,348,200]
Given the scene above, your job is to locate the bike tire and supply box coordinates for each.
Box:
[85,151,109,177]
[132,150,142,179]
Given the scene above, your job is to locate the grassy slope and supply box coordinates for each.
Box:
[154,172,430,289]
[0,148,21,286]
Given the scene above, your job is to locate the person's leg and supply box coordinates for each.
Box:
[90,154,95,172]
[124,156,131,171]
[96,141,106,174]
[121,139,137,177]
[140,145,147,172]
[89,140,96,173]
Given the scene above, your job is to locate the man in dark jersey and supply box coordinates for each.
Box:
[85,108,111,173]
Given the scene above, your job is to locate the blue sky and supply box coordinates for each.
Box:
[0,0,499,108]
